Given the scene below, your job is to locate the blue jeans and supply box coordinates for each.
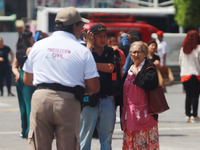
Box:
[80,96,116,150]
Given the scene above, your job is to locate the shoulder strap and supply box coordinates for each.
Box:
[143,66,156,74]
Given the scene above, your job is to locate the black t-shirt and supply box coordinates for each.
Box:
[92,45,115,96]
[147,54,160,63]
[0,45,11,65]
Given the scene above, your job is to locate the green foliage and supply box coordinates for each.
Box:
[174,0,200,29]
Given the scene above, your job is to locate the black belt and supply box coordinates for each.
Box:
[37,83,74,94]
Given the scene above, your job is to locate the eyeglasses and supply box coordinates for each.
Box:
[129,50,144,55]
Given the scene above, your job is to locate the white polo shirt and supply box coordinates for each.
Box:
[157,41,169,66]
[23,31,99,87]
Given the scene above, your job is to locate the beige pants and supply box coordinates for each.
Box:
[28,89,81,150]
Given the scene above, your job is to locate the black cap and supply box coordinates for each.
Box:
[90,24,107,34]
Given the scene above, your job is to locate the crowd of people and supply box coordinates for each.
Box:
[1,6,200,150]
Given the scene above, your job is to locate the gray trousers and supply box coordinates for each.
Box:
[28,89,81,150]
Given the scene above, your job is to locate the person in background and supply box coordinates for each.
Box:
[179,30,200,123]
[0,37,15,96]
[121,31,139,57]
[119,41,159,150]
[23,7,100,150]
[121,31,139,74]
[118,31,126,53]
[12,30,36,138]
[80,24,115,150]
[107,37,126,97]
[117,31,124,44]
[108,37,126,123]
[156,30,169,67]
[34,30,49,42]
[147,41,160,69]
[25,23,30,30]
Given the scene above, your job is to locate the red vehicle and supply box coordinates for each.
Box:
[83,13,158,43]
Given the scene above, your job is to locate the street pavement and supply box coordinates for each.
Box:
[0,84,200,150]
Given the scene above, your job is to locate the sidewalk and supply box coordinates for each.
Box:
[0,84,200,150]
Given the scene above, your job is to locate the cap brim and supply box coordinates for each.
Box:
[81,17,90,23]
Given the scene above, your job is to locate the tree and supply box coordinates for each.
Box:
[174,0,200,30]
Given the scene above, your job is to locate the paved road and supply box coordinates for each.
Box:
[0,84,200,150]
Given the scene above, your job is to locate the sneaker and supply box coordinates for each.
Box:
[185,116,190,123]
[116,116,120,123]
[190,116,200,123]
[8,93,15,96]
[19,133,23,138]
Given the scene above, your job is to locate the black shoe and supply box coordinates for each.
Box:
[8,93,15,96]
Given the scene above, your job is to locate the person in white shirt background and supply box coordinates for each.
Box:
[156,30,169,67]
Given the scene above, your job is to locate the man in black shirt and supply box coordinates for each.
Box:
[0,37,15,96]
[80,24,116,150]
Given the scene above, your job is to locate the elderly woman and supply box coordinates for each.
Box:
[119,41,159,150]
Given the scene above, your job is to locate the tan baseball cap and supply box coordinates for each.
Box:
[55,7,90,26]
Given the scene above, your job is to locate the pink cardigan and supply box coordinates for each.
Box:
[121,74,158,131]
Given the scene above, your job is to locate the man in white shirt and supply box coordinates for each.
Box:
[23,7,100,150]
[156,30,169,67]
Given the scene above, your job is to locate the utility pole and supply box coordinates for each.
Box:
[27,0,34,22]
[60,0,65,7]
[153,0,158,7]
[91,0,95,8]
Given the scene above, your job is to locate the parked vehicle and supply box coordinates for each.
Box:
[37,7,159,42]
[84,13,158,42]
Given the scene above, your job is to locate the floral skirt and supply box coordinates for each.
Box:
[122,124,159,150]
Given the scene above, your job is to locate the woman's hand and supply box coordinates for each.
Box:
[112,45,119,51]
[15,72,20,82]
[130,65,138,75]
[12,56,20,82]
